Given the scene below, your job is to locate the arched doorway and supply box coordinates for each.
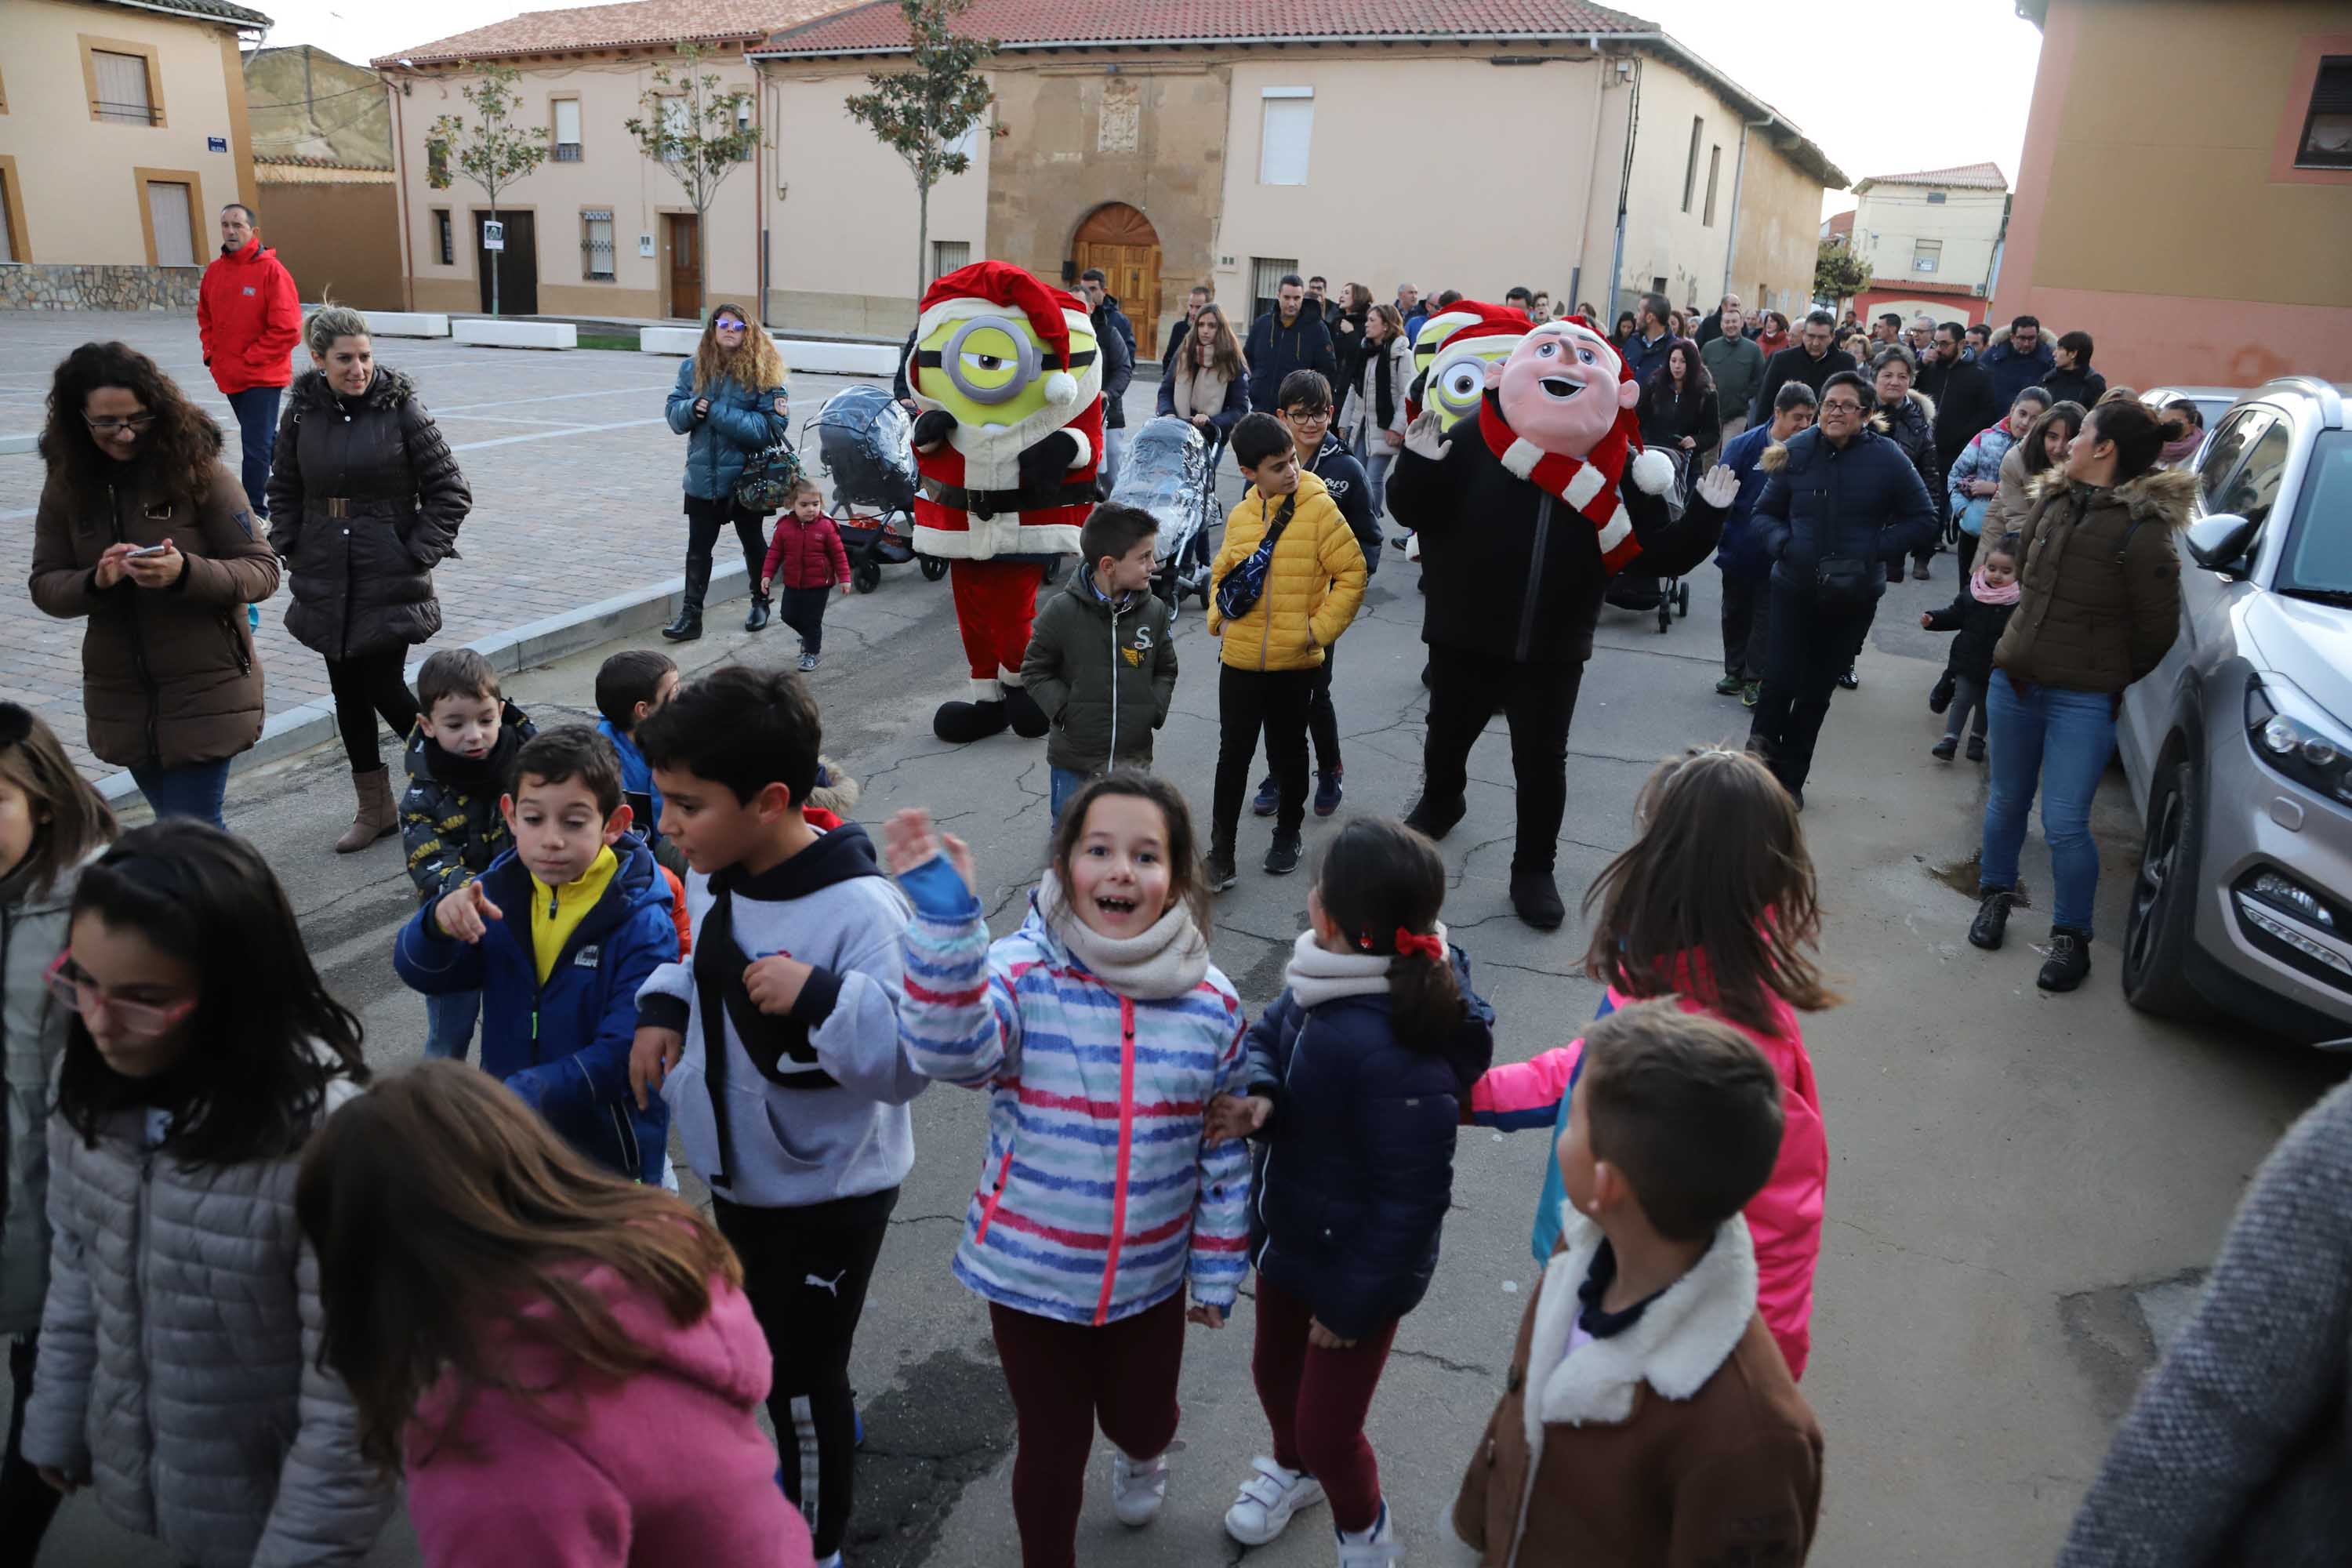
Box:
[1073,203,1162,357]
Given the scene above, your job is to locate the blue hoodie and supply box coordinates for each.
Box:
[395,836,679,1181]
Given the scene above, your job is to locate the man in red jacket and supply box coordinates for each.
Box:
[198,201,301,516]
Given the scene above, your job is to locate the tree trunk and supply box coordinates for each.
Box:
[488,198,503,317]
[916,176,930,300]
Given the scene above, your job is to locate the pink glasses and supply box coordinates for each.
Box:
[45,951,196,1040]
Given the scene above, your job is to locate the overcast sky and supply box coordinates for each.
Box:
[251,0,2045,216]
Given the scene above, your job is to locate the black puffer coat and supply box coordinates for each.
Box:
[267,367,469,660]
[1752,426,1940,602]
[1873,390,1946,523]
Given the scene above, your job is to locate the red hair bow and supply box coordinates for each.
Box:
[1394,928,1444,960]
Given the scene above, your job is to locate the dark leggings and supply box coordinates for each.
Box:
[1251,1276,1399,1534]
[685,494,770,597]
[712,1186,896,1561]
[325,648,419,771]
[2,1336,62,1568]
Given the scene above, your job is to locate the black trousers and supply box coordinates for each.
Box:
[780,585,833,654]
[1956,529,1981,579]
[1719,574,1773,681]
[1421,644,1584,875]
[685,494,770,601]
[1265,643,1343,781]
[1747,584,1875,795]
[324,648,419,771]
[1216,665,1316,846]
[2,1336,60,1568]
[712,1185,897,1561]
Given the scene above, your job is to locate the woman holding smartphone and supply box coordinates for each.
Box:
[31,341,279,829]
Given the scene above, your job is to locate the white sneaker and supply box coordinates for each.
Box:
[1335,1498,1402,1566]
[1109,1447,1171,1527]
[1224,1455,1327,1546]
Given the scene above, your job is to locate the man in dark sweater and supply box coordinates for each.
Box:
[1247,274,1338,415]
[1749,309,1857,426]
[1079,267,1136,492]
[1915,322,2001,481]
[1160,283,1212,375]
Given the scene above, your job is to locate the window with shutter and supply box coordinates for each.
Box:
[0,169,17,263]
[93,50,155,125]
[1926,190,1948,204]
[434,209,453,266]
[735,99,753,161]
[553,99,582,161]
[1250,256,1299,323]
[146,180,194,267]
[583,210,615,280]
[931,240,971,281]
[1258,89,1312,186]
[2299,56,2352,168]
[1682,117,1703,212]
[658,96,689,161]
[1912,238,1943,274]
[1703,145,1722,226]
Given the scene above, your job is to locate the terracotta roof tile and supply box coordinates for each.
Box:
[376,0,848,67]
[757,0,1657,54]
[1854,161,2007,192]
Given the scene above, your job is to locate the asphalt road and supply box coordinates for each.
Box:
[22,483,2345,1567]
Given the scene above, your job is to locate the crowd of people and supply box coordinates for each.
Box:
[5,199,2325,1568]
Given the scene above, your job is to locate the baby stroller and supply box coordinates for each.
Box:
[808,386,943,594]
[1601,445,1693,633]
[1109,415,1218,612]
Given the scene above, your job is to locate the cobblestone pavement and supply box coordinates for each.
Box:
[0,311,880,777]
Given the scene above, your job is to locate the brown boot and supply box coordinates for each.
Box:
[335,766,399,853]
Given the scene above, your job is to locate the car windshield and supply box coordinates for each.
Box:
[2278,430,2352,600]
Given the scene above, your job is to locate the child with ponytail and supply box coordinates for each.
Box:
[1468,747,1834,1378]
[1204,817,1495,1564]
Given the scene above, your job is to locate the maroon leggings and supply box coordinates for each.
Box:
[989,1294,1187,1568]
[1251,1275,1400,1534]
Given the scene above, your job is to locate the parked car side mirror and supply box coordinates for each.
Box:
[2185,512,2257,574]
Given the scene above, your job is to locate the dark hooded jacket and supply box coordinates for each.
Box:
[1021,568,1178,774]
[1751,425,1940,602]
[1994,466,2192,693]
[267,366,470,660]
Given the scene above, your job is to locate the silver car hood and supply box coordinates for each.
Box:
[2242,593,2352,731]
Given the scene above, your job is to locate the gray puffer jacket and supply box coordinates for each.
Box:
[1,858,83,1337]
[23,1065,390,1566]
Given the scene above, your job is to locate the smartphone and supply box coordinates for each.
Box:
[127,543,172,557]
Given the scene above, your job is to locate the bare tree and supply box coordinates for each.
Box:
[426,61,549,317]
[624,42,762,314]
[844,0,1000,296]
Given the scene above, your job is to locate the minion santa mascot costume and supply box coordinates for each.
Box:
[1388,315,1741,929]
[906,260,1106,742]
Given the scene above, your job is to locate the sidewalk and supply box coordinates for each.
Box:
[0,310,895,785]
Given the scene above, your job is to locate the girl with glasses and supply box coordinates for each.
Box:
[19,819,389,1563]
[662,305,790,644]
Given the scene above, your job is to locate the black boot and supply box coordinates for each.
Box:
[2038,928,2092,993]
[1403,793,1465,841]
[744,593,771,633]
[1968,888,2013,951]
[662,555,712,642]
[1510,868,1566,931]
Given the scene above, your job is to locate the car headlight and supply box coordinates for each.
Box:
[2245,678,2352,805]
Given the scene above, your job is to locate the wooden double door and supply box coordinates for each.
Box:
[1073,203,1162,358]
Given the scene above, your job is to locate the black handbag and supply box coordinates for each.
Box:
[1813,555,1877,611]
[1214,495,1298,621]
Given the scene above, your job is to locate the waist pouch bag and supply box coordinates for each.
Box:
[1813,554,1878,612]
[1215,494,1298,622]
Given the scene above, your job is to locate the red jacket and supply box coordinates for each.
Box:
[198,238,301,394]
[761,511,851,591]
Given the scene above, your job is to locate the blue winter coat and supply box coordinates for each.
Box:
[1979,337,2056,411]
[665,359,787,503]
[1712,422,1780,579]
[1753,426,1939,603]
[394,837,678,1181]
[1242,949,1494,1341]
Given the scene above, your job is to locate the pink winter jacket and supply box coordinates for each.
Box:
[404,1267,813,1568]
[1469,985,1828,1379]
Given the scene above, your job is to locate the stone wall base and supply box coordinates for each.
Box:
[0,264,205,311]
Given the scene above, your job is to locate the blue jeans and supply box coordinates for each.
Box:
[129,758,230,830]
[1979,670,2117,935]
[424,986,481,1062]
[1363,448,1395,519]
[1050,766,1089,824]
[223,386,281,515]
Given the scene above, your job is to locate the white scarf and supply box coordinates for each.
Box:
[1172,360,1230,423]
[1282,924,1450,1009]
[1037,871,1210,1000]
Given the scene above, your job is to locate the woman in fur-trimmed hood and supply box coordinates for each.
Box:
[1866,347,1946,581]
[1969,397,2191,996]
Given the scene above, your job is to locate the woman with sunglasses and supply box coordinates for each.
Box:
[20,819,390,1564]
[30,342,281,831]
[662,304,789,644]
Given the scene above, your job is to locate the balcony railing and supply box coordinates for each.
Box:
[93,100,161,125]
[554,143,583,162]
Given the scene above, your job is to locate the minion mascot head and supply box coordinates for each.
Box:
[1405,300,1531,430]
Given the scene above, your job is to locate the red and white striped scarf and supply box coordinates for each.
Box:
[1477,393,1643,572]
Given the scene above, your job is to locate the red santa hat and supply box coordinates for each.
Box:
[1556,315,1675,495]
[1409,299,1533,419]
[916,260,1096,408]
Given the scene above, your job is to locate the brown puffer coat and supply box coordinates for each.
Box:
[267,366,469,661]
[1994,465,2194,694]
[29,459,279,769]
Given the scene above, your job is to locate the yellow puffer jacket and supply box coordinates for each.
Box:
[1206,471,1367,671]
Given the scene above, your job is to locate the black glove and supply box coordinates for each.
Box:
[911,408,959,450]
[1018,430,1080,490]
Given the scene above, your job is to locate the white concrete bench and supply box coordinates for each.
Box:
[638,326,702,354]
[452,319,577,350]
[361,311,450,338]
[784,339,899,377]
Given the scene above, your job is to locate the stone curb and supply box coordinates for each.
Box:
[94,559,755,804]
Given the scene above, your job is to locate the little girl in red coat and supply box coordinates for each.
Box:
[760,477,851,673]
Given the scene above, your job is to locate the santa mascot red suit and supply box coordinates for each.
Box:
[906,261,1106,742]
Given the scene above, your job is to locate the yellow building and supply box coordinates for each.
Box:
[1995,0,2352,387]
[751,0,1846,349]
[0,0,270,310]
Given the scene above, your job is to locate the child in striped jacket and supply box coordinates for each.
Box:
[1468,748,1835,1380]
[883,774,1250,1568]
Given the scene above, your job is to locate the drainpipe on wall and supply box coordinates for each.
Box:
[1605,54,1642,319]
[1721,114,1773,304]
[388,73,416,313]
[753,54,766,323]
